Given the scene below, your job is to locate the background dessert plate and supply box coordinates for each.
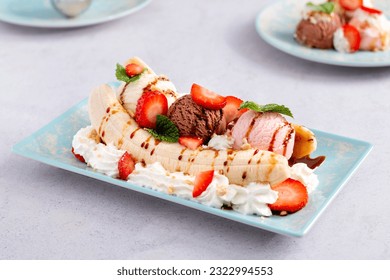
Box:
[0,0,151,28]
[256,0,390,67]
[12,89,372,237]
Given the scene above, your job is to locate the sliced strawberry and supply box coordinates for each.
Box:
[118,151,135,180]
[191,83,227,110]
[125,63,144,77]
[193,170,214,198]
[135,90,168,129]
[268,178,308,213]
[71,147,85,163]
[179,136,203,150]
[343,24,361,53]
[222,96,248,124]
[361,6,382,15]
[339,0,362,11]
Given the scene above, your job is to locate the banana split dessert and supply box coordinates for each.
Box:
[72,57,325,217]
[295,0,390,53]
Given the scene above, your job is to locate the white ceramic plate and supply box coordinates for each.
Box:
[256,0,390,67]
[0,0,151,28]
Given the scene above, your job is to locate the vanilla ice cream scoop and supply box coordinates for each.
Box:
[231,111,295,159]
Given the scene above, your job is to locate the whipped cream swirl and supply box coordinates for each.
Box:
[128,162,194,199]
[291,163,319,193]
[72,126,126,178]
[230,183,278,216]
[333,27,351,53]
[207,134,234,150]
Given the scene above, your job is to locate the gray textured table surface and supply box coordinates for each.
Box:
[1,0,389,259]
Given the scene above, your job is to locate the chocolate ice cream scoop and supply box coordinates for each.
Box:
[167,95,223,142]
[295,12,342,49]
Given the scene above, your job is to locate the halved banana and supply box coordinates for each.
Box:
[117,57,178,117]
[124,57,156,75]
[88,84,291,186]
[291,124,317,159]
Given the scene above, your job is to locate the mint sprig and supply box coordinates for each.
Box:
[240,101,294,118]
[145,115,179,143]
[115,63,146,83]
[306,2,334,14]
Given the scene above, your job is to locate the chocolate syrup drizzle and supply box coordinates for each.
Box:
[288,155,326,169]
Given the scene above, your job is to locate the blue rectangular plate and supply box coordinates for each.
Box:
[12,99,373,237]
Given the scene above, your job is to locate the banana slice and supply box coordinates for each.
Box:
[291,124,317,159]
[88,84,291,186]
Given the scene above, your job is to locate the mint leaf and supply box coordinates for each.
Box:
[320,2,334,13]
[145,115,179,143]
[115,63,145,83]
[115,63,129,82]
[306,2,334,14]
[240,101,294,118]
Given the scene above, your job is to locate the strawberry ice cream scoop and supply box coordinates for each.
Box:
[231,111,295,159]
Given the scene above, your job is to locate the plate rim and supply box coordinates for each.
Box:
[255,0,390,67]
[12,97,373,237]
[0,0,152,28]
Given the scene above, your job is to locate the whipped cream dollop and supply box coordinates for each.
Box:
[72,126,320,216]
[230,183,278,216]
[333,27,351,53]
[207,134,234,150]
[290,163,319,194]
[128,162,194,199]
[196,174,236,208]
[72,126,99,160]
[72,126,126,178]
[87,144,125,178]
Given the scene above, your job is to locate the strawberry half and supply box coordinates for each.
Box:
[339,0,362,11]
[361,6,382,15]
[191,83,227,110]
[125,63,144,77]
[193,170,214,198]
[179,136,203,150]
[268,178,308,213]
[71,147,85,163]
[118,151,135,180]
[135,90,168,129]
[343,24,361,53]
[223,96,248,124]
